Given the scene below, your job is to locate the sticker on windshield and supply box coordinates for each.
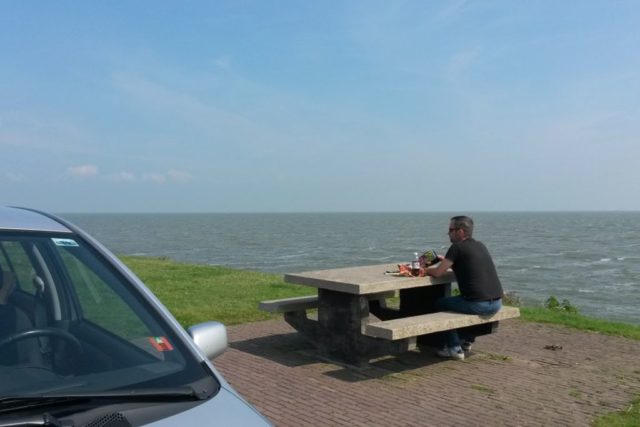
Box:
[52,238,80,247]
[149,336,174,352]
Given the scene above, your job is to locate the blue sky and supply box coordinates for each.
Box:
[2,1,639,213]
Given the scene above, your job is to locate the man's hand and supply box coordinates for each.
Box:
[425,258,453,278]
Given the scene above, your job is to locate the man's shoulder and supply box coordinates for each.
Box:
[447,238,486,258]
[462,238,486,246]
[461,239,494,259]
[457,238,479,246]
[456,238,489,253]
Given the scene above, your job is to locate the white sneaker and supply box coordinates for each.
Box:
[436,347,465,360]
[461,341,473,352]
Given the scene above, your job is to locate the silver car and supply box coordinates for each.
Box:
[0,206,271,426]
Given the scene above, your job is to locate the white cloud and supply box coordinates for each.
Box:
[65,168,193,185]
[142,173,166,184]
[447,47,482,78]
[112,74,289,150]
[167,169,193,182]
[67,164,98,177]
[0,110,88,151]
[435,0,471,24]
[3,172,26,182]
[212,56,231,70]
[105,171,136,182]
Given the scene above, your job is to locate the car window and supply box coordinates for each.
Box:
[51,239,180,361]
[0,240,38,295]
[59,249,149,340]
[0,232,214,397]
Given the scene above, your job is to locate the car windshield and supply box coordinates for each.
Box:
[0,231,216,397]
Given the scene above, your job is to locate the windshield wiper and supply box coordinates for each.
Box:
[0,386,203,414]
[40,386,201,400]
[0,412,63,427]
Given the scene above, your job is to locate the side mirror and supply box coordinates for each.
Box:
[187,321,228,360]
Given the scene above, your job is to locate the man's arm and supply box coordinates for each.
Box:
[425,258,453,278]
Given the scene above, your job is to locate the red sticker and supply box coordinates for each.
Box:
[148,336,174,352]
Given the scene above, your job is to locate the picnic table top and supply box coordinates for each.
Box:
[284,263,456,295]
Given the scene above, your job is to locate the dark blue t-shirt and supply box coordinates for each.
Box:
[445,238,503,301]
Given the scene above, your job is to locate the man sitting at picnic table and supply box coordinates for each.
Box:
[425,215,504,361]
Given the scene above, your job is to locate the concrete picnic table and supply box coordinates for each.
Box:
[279,263,457,366]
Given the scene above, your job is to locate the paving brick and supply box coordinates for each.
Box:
[214,319,640,426]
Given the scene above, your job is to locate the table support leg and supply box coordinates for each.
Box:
[283,310,319,342]
[315,289,412,367]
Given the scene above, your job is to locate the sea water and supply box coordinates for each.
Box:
[61,212,640,325]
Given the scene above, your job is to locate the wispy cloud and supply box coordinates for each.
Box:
[110,72,325,158]
[112,74,252,133]
[67,166,193,185]
[67,164,98,177]
[434,0,471,24]
[0,110,87,150]
[167,169,193,183]
[141,170,193,184]
[142,173,166,184]
[105,171,136,182]
[447,46,482,78]
[139,169,192,184]
[2,172,26,182]
[211,56,232,71]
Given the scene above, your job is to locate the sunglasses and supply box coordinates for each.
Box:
[448,227,459,233]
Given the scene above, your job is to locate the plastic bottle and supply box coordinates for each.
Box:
[411,252,420,272]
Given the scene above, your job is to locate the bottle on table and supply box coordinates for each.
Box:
[411,252,420,274]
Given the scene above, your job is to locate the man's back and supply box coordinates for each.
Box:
[445,238,503,301]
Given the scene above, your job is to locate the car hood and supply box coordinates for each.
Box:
[147,384,271,426]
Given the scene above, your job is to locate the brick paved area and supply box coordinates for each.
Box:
[214,319,640,426]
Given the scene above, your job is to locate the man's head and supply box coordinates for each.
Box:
[448,215,473,242]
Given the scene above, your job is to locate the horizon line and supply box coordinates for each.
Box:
[57,209,640,215]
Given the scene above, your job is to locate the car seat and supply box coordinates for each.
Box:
[0,270,43,366]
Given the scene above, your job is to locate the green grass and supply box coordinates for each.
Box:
[120,255,312,327]
[519,307,640,341]
[122,255,640,341]
[593,398,640,427]
[470,383,495,394]
[121,255,640,341]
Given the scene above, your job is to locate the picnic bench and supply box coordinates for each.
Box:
[364,306,521,340]
[259,295,319,313]
[259,290,396,313]
[259,263,519,366]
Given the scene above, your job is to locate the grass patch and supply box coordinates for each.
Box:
[120,256,311,327]
[120,255,640,342]
[519,307,640,341]
[470,383,494,394]
[484,352,511,362]
[592,398,640,427]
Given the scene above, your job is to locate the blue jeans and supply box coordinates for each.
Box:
[435,296,502,349]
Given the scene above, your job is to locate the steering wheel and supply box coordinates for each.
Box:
[0,328,83,355]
